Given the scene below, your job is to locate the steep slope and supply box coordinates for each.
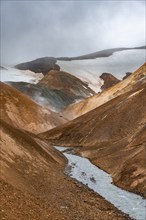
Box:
[0,120,129,220]
[38,70,95,98]
[63,63,146,120]
[39,78,146,196]
[0,82,67,134]
[8,70,95,112]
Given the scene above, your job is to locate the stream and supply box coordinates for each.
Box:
[56,146,146,220]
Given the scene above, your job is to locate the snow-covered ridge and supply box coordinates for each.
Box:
[57,49,145,92]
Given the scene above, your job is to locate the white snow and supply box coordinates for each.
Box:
[56,146,146,220]
[0,67,43,84]
[57,49,145,92]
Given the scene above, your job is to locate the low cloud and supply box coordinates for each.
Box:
[1,0,145,66]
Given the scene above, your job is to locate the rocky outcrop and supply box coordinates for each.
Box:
[123,72,132,80]
[15,57,60,75]
[100,73,120,91]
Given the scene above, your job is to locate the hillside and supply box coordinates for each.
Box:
[63,63,146,120]
[0,116,129,220]
[39,66,146,196]
[15,57,60,75]
[7,70,95,112]
[57,46,146,60]
[0,82,67,134]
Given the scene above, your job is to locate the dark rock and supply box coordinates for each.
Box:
[100,73,120,91]
[0,66,7,70]
[123,72,132,80]
[15,57,60,75]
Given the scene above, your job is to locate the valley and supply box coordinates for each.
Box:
[0,47,146,220]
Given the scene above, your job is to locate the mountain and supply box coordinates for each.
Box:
[2,117,130,220]
[15,57,60,75]
[13,47,145,93]
[57,46,146,60]
[0,93,129,220]
[0,82,67,134]
[37,70,95,98]
[62,63,146,120]
[7,70,95,112]
[39,64,146,196]
[57,47,145,92]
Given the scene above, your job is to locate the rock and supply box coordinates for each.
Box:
[15,57,60,75]
[123,72,132,80]
[100,73,120,91]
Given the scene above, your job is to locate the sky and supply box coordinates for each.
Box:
[1,0,145,65]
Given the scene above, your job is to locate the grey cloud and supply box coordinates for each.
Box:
[1,0,145,66]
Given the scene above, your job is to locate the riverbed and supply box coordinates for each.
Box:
[56,146,146,220]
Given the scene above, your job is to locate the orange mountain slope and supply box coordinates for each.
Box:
[39,68,146,196]
[63,63,146,120]
[0,82,67,134]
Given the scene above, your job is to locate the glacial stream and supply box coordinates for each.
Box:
[56,147,146,220]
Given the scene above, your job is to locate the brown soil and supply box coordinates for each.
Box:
[0,82,67,134]
[0,120,130,220]
[38,70,95,97]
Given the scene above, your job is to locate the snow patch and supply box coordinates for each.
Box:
[57,49,145,93]
[0,67,43,84]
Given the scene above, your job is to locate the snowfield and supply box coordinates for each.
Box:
[57,49,145,92]
[0,67,43,83]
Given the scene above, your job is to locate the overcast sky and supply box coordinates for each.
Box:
[1,0,145,65]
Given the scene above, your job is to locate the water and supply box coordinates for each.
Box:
[56,146,146,220]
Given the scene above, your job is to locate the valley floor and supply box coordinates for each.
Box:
[0,169,131,220]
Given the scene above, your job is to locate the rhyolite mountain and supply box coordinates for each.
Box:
[15,57,60,75]
[57,46,146,60]
[14,46,145,93]
[8,70,95,112]
[39,63,146,197]
[15,47,146,74]
[62,63,146,120]
[0,85,128,220]
[0,82,67,134]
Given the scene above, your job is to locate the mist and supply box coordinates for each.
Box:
[1,0,145,66]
